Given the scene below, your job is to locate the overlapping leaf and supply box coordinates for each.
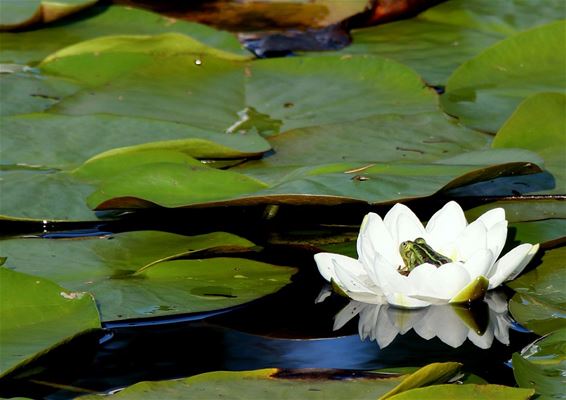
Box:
[0,231,297,321]
[0,268,101,377]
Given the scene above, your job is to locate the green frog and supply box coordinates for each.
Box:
[398,237,452,276]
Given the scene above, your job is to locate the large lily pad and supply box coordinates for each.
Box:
[339,0,565,85]
[492,92,566,193]
[0,113,271,170]
[441,21,566,132]
[0,231,297,321]
[0,0,97,30]
[0,5,247,64]
[507,246,566,335]
[512,328,566,399]
[385,384,534,400]
[0,268,101,377]
[79,363,461,400]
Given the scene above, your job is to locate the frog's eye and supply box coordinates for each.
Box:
[414,238,426,245]
[400,241,411,249]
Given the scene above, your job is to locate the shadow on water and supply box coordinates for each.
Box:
[0,244,539,399]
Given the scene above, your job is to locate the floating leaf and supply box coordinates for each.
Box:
[493,92,566,193]
[0,113,271,170]
[0,231,297,321]
[385,384,534,400]
[441,21,566,132]
[78,368,407,400]
[0,5,247,64]
[337,0,565,85]
[379,362,461,399]
[512,329,566,399]
[507,246,566,335]
[0,0,41,30]
[0,268,100,377]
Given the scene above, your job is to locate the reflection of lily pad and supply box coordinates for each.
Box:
[339,0,565,84]
[1,231,297,321]
[508,247,566,335]
[492,92,566,193]
[0,268,100,377]
[512,328,566,399]
[441,21,566,132]
[0,5,247,64]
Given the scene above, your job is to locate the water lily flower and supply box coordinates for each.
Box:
[333,292,513,349]
[314,201,538,308]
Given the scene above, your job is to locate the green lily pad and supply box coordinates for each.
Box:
[0,5,247,64]
[77,368,412,400]
[512,328,566,399]
[337,0,565,85]
[0,113,271,170]
[507,246,566,335]
[441,20,566,132]
[385,384,534,400]
[40,0,98,24]
[0,268,101,377]
[0,69,80,116]
[0,0,41,30]
[90,161,541,211]
[379,362,461,399]
[492,92,566,193]
[0,231,297,321]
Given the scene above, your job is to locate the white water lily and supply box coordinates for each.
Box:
[314,201,538,308]
[333,292,514,349]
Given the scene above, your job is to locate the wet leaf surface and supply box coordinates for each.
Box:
[0,231,297,321]
[507,246,566,335]
[441,21,566,132]
[512,328,566,399]
[385,384,534,400]
[0,268,101,377]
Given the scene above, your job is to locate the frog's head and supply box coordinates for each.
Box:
[399,237,452,275]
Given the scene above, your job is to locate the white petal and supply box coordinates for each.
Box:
[383,203,425,244]
[426,201,467,250]
[348,291,386,304]
[406,263,441,299]
[463,249,494,280]
[428,263,471,300]
[453,219,487,261]
[396,213,427,244]
[486,220,508,261]
[476,208,506,230]
[333,301,364,331]
[357,214,377,268]
[385,293,430,308]
[468,327,494,349]
[314,253,364,283]
[333,261,375,294]
[373,307,399,348]
[374,259,413,296]
[364,212,401,266]
[487,243,539,289]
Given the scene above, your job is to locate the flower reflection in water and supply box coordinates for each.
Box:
[330,291,514,349]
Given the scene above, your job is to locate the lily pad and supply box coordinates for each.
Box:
[507,246,566,335]
[0,231,297,321]
[0,0,41,30]
[339,0,565,85]
[441,20,566,132]
[0,113,271,170]
[0,5,247,64]
[385,384,534,400]
[512,328,566,399]
[0,268,101,377]
[492,92,566,193]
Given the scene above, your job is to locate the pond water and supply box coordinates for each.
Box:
[0,222,538,399]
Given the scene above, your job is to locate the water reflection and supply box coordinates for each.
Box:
[329,291,513,349]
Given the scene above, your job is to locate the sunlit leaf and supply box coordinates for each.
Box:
[441,21,566,132]
[336,0,565,85]
[0,5,247,64]
[492,92,566,193]
[385,384,534,400]
[0,231,297,321]
[512,329,566,399]
[0,268,100,377]
[507,246,566,335]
